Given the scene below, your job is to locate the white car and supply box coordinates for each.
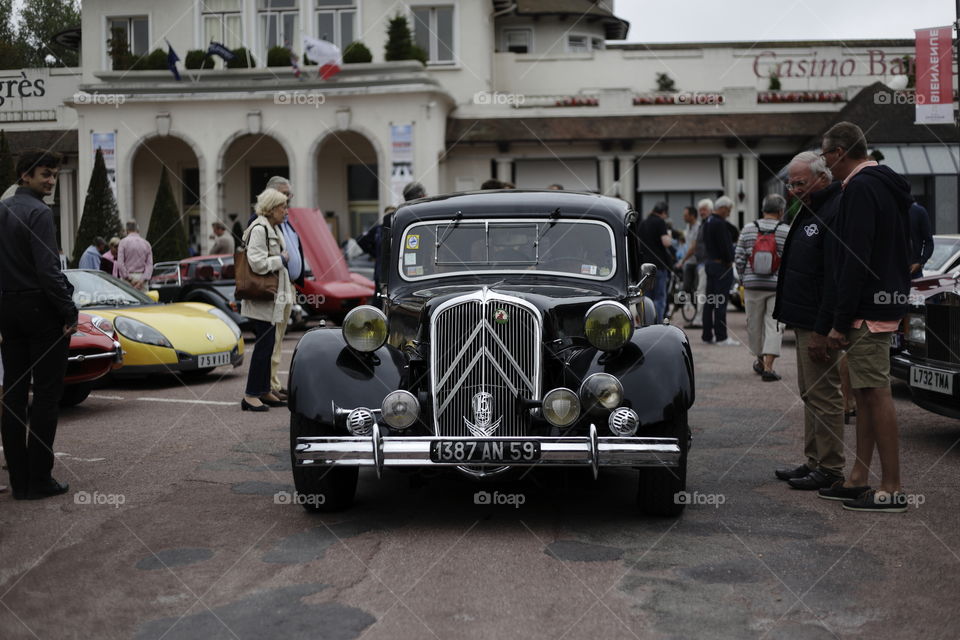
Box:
[922,234,960,277]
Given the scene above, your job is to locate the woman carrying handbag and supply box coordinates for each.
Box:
[239,188,294,411]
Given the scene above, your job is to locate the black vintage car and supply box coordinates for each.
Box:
[288,191,696,515]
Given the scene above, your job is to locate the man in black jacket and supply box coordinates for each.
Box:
[908,203,933,278]
[0,149,76,500]
[701,196,738,345]
[822,121,914,513]
[772,151,846,491]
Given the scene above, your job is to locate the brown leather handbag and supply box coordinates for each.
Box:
[234,226,279,301]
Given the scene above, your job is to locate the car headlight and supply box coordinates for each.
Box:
[584,301,633,351]
[114,316,173,348]
[207,307,242,340]
[542,387,580,427]
[579,373,623,413]
[381,390,419,429]
[906,313,925,345]
[343,306,388,352]
[88,315,115,337]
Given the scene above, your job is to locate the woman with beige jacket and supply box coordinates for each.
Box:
[241,188,294,411]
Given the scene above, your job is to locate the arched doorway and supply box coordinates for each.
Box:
[314,130,379,243]
[220,134,291,240]
[130,135,201,254]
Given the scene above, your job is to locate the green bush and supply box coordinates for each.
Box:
[385,15,424,65]
[226,47,256,68]
[184,49,211,70]
[342,41,373,64]
[143,48,169,70]
[267,46,292,67]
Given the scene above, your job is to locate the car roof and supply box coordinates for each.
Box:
[392,190,634,229]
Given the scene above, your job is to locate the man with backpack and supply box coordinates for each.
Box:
[735,194,790,380]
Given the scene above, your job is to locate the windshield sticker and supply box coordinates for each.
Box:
[404,253,418,265]
[581,264,598,276]
[405,235,420,250]
[407,265,424,277]
[599,266,611,276]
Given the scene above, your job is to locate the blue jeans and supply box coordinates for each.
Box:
[245,319,277,397]
[702,262,733,342]
[652,268,669,323]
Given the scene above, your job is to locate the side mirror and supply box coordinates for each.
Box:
[637,262,657,293]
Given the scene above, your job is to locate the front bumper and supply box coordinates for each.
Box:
[295,424,681,479]
[114,344,243,375]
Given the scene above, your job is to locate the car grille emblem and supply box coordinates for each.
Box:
[494,308,509,324]
[206,332,215,342]
[464,391,501,437]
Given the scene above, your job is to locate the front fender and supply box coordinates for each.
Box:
[289,328,406,427]
[568,324,694,426]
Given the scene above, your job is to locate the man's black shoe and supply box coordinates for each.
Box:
[774,464,810,481]
[788,469,842,491]
[25,479,69,500]
[761,370,782,382]
[842,489,908,513]
[818,480,870,501]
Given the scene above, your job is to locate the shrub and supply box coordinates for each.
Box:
[385,15,424,65]
[143,48,169,70]
[267,46,292,67]
[342,41,372,64]
[184,49,212,70]
[226,47,256,68]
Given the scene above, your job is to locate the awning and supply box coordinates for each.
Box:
[514,158,598,191]
[634,157,723,191]
[873,144,960,175]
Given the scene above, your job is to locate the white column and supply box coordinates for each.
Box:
[742,152,759,222]
[598,155,615,196]
[58,168,76,256]
[495,156,513,183]
[721,153,738,202]
[617,154,635,204]
[201,151,219,255]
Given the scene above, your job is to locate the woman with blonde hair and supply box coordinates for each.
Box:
[240,188,294,411]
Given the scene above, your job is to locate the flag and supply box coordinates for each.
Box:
[207,41,236,62]
[165,40,181,81]
[290,50,301,79]
[914,26,954,125]
[303,35,342,79]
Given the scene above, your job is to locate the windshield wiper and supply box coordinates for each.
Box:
[534,208,562,257]
[436,211,464,249]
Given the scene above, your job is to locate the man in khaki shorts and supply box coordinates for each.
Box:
[822,122,914,513]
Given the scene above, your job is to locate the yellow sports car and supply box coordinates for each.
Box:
[65,270,244,376]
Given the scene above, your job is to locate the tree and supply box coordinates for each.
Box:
[0,0,29,69]
[146,167,188,263]
[17,0,81,67]
[384,15,426,64]
[73,149,122,267]
[655,72,676,92]
[0,130,16,191]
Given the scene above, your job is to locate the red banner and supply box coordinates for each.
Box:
[914,26,954,124]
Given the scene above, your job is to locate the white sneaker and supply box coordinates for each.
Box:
[715,338,741,346]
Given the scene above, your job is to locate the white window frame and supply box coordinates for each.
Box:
[105,15,150,69]
[565,34,590,54]
[258,0,300,60]
[202,1,244,52]
[411,5,456,66]
[316,0,356,50]
[502,27,532,54]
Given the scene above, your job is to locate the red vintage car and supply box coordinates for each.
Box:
[63,312,123,406]
[287,207,374,322]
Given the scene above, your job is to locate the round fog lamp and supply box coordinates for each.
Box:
[381,390,419,429]
[608,407,640,436]
[580,373,623,413]
[584,301,633,351]
[343,306,388,352]
[346,408,375,436]
[542,387,580,427]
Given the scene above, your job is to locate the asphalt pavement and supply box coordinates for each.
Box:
[1,310,959,639]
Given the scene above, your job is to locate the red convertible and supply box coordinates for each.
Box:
[63,312,123,406]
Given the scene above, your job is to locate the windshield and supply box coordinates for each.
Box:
[398,218,617,281]
[926,237,960,272]
[65,270,154,308]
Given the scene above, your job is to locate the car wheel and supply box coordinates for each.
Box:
[289,412,358,512]
[60,383,92,407]
[636,409,689,517]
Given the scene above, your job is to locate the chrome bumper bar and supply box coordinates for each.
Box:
[67,341,123,364]
[295,424,681,479]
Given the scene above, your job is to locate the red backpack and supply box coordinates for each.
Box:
[749,221,783,276]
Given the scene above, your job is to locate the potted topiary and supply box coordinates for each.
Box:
[384,15,427,65]
[343,41,373,64]
[267,46,292,67]
[184,49,212,70]
[226,47,256,68]
[143,48,169,70]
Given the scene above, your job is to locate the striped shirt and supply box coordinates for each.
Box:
[734,218,789,291]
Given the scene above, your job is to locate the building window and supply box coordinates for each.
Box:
[259,0,299,52]
[316,0,356,50]
[566,34,589,53]
[412,6,454,64]
[591,37,605,51]
[202,0,243,50]
[502,28,531,54]
[107,16,149,58]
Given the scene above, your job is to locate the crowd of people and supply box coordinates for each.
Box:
[75,220,154,290]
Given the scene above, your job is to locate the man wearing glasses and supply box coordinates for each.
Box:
[821,121,914,513]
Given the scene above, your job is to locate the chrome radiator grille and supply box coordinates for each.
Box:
[430,290,542,437]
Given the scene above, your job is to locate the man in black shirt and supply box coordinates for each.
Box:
[0,149,76,500]
[701,196,739,345]
[636,201,673,322]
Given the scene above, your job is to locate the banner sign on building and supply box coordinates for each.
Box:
[390,124,414,205]
[914,26,954,125]
[92,132,117,198]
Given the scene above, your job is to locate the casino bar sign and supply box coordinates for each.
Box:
[753,50,914,79]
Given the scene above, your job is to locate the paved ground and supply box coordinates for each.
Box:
[1,310,959,639]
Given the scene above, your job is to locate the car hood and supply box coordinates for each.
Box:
[90,302,238,351]
[910,273,960,303]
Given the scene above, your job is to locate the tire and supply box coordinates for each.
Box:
[681,299,697,323]
[637,409,690,517]
[60,383,92,407]
[290,412,358,512]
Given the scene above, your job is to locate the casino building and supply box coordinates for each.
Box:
[1,0,957,256]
